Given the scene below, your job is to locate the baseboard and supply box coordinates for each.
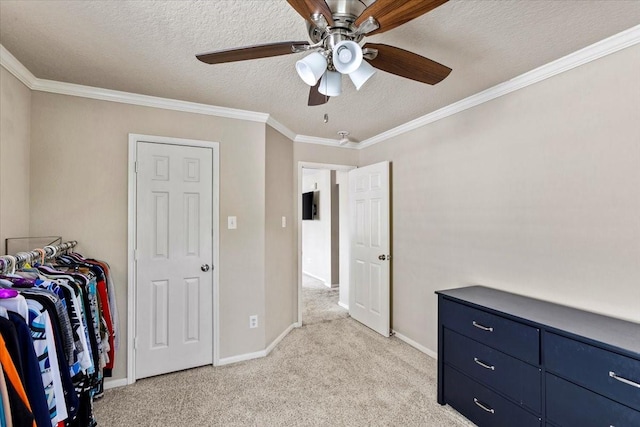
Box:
[338,301,349,310]
[218,322,297,366]
[302,271,329,286]
[103,378,128,390]
[265,323,296,355]
[218,350,267,366]
[392,330,438,360]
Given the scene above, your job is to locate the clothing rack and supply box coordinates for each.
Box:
[0,238,114,427]
[0,240,77,273]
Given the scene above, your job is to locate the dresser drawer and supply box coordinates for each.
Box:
[444,328,542,413]
[444,365,541,427]
[441,298,540,365]
[544,332,640,411]
[546,373,640,427]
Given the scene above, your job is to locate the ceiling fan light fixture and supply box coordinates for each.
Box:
[349,60,377,90]
[332,41,363,74]
[296,51,328,86]
[318,71,342,97]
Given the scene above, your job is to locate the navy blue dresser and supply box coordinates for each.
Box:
[436,286,640,427]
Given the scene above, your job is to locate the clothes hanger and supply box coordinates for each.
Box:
[44,245,58,261]
[3,255,16,275]
[34,248,46,265]
[15,252,33,270]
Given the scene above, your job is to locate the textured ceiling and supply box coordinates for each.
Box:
[1,0,639,142]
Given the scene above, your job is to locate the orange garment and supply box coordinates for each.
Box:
[0,362,13,427]
[0,334,35,427]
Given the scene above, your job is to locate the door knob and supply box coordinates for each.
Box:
[378,255,386,261]
[201,264,210,272]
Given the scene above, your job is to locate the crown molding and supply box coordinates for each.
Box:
[1,44,271,125]
[266,116,297,141]
[3,23,639,148]
[30,78,270,123]
[359,24,640,149]
[294,134,359,150]
[0,45,37,88]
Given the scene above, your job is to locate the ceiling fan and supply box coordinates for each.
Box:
[196,0,452,106]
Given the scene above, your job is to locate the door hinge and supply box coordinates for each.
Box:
[134,249,139,261]
[134,337,139,350]
[134,161,138,173]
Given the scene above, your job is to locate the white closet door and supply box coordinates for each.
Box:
[135,141,213,379]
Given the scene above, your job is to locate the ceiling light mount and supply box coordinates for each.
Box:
[337,130,351,146]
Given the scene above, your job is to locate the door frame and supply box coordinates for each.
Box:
[297,161,356,326]
[127,133,220,385]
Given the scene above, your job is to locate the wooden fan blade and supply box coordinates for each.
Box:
[308,81,329,106]
[287,0,334,26]
[355,0,448,35]
[196,41,309,64]
[365,43,452,85]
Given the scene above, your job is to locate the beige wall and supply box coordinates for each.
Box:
[360,44,640,354]
[0,67,30,252]
[28,91,269,378]
[265,126,296,344]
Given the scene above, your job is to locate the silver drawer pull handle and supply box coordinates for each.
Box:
[473,398,495,414]
[609,371,640,389]
[472,321,494,332]
[474,357,495,371]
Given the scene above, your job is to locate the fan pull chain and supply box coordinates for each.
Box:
[324,113,329,123]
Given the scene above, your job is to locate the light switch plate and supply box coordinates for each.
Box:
[281,216,286,228]
[228,216,237,229]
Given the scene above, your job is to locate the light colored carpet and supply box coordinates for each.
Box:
[94,318,473,426]
[302,274,349,325]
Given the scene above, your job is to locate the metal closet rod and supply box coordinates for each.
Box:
[0,240,78,272]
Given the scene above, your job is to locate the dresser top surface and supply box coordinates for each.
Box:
[437,286,640,356]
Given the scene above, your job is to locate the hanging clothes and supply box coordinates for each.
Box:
[0,334,35,427]
[0,241,116,427]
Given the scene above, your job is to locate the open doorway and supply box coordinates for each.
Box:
[297,162,355,326]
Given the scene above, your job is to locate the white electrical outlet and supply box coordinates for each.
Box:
[249,315,258,329]
[281,216,286,228]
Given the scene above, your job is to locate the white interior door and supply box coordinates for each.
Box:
[348,161,390,337]
[135,141,213,379]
